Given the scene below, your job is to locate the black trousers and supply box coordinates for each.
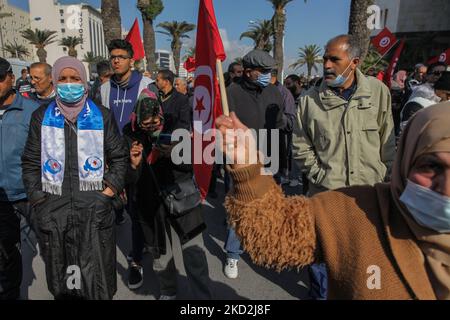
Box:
[0,200,27,300]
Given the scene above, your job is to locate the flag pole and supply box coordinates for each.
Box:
[368,39,400,70]
[216,59,230,116]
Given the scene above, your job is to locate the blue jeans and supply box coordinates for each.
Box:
[308,263,328,300]
[224,227,243,260]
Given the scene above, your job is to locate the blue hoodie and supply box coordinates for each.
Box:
[100,71,154,134]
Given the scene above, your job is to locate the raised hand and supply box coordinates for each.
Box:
[130,141,144,169]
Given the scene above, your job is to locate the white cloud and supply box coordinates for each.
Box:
[219,28,252,69]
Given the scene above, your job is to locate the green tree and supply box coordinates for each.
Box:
[83,52,104,77]
[21,28,58,63]
[360,47,389,74]
[268,0,299,80]
[3,41,30,60]
[138,0,164,73]
[183,46,196,60]
[240,19,274,52]
[290,44,323,79]
[157,21,196,76]
[101,0,122,46]
[59,36,83,58]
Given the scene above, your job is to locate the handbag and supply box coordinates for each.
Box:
[148,166,202,218]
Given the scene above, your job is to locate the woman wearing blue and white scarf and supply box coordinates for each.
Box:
[22,56,128,300]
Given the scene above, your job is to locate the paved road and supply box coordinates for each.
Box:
[19,179,311,300]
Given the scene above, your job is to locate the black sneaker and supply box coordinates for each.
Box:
[127,263,143,290]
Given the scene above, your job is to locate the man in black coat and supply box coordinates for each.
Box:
[124,69,212,300]
[223,49,287,279]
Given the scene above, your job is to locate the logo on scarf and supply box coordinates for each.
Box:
[44,159,62,174]
[84,156,103,172]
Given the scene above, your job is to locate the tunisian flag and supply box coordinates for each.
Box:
[184,56,196,73]
[371,27,397,56]
[193,0,226,199]
[384,39,405,89]
[125,18,145,61]
[427,48,450,65]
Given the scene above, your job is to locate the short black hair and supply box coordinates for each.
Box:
[21,68,27,74]
[228,62,242,74]
[158,69,175,85]
[108,39,134,58]
[286,74,301,83]
[96,60,113,77]
[427,61,447,74]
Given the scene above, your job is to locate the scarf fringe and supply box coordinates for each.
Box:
[42,182,63,196]
[80,180,103,192]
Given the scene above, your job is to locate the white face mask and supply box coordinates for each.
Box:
[400,180,450,233]
[327,62,353,88]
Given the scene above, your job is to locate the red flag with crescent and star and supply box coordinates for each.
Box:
[371,27,397,56]
[193,0,226,199]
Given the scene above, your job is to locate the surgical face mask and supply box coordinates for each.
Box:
[56,83,85,104]
[255,72,271,88]
[400,180,450,233]
[327,62,353,88]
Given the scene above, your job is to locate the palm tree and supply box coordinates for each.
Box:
[3,41,30,60]
[157,21,196,76]
[101,0,122,46]
[268,0,298,81]
[290,44,323,79]
[21,28,58,63]
[59,36,83,58]
[360,47,388,74]
[83,52,104,77]
[0,5,12,57]
[240,20,274,52]
[348,0,374,63]
[137,0,164,73]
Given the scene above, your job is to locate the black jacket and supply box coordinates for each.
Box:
[21,100,128,300]
[227,77,285,130]
[123,89,206,256]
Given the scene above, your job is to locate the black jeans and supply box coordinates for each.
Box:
[0,200,27,300]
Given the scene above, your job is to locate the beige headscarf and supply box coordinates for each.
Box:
[391,101,450,300]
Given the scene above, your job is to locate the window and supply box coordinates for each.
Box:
[61,28,65,33]
[63,47,67,52]
[60,19,65,24]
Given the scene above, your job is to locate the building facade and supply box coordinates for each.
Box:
[0,0,33,59]
[29,0,108,75]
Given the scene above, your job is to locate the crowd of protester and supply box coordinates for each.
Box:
[0,33,449,300]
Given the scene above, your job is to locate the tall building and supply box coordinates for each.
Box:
[29,0,108,75]
[373,0,450,67]
[0,0,32,59]
[155,49,175,73]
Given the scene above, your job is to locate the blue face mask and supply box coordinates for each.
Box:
[327,62,353,88]
[400,180,450,233]
[255,72,271,88]
[56,83,85,104]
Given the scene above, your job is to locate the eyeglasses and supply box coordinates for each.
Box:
[110,55,131,61]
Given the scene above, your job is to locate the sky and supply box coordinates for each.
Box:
[9,0,351,75]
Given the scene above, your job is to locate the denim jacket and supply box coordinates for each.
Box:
[0,92,40,201]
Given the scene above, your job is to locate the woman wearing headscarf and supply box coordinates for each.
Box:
[21,56,128,300]
[123,89,212,300]
[216,101,450,300]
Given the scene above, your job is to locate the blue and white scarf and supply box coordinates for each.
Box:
[41,100,104,195]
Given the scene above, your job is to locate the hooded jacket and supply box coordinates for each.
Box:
[100,71,155,134]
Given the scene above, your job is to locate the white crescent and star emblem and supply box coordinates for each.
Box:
[193,65,214,132]
[439,53,447,62]
[379,36,390,48]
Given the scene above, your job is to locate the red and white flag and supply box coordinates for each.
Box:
[125,18,145,61]
[192,0,226,199]
[384,39,405,89]
[427,48,450,65]
[371,27,397,56]
[184,56,196,73]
